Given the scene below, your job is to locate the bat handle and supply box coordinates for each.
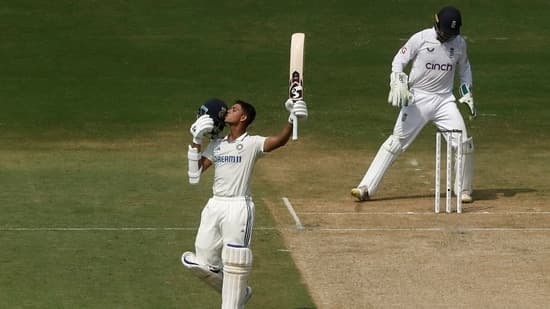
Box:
[291,114,298,140]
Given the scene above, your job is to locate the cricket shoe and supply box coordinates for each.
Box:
[351,187,369,201]
[181,251,223,292]
[461,192,473,203]
[181,252,221,274]
[244,286,253,304]
[181,251,199,268]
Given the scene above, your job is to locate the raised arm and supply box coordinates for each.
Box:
[263,123,293,153]
[263,99,308,153]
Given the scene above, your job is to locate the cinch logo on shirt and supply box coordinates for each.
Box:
[425,63,453,71]
[214,155,242,163]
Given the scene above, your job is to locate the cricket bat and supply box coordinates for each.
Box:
[289,33,305,140]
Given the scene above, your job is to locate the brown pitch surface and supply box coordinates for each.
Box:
[257,142,550,308]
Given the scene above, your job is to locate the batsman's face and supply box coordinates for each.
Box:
[225,104,246,125]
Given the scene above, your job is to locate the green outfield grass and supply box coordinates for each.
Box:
[2,0,550,308]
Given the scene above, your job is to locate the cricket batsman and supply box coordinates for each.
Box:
[181,98,307,308]
[351,5,476,203]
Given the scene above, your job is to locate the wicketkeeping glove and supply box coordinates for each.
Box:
[189,114,214,144]
[459,83,477,120]
[388,72,413,107]
[284,99,308,123]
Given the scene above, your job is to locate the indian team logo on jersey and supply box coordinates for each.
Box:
[236,144,244,151]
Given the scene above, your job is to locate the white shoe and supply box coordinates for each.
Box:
[351,187,369,201]
[244,286,253,304]
[181,251,196,267]
[181,251,223,292]
[182,252,221,273]
[461,192,473,203]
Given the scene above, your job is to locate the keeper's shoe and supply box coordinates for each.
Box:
[461,192,473,203]
[351,187,369,201]
[244,286,253,304]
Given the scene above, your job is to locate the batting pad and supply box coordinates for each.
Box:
[358,135,403,196]
[455,137,474,194]
[221,244,253,309]
[181,251,223,293]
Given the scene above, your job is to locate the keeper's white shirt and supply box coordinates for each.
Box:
[203,132,266,198]
[391,27,472,94]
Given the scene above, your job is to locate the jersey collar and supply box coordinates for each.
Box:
[427,27,441,43]
[224,132,249,142]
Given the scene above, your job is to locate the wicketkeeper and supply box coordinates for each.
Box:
[182,97,307,308]
[351,6,476,203]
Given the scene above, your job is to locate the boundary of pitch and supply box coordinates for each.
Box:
[298,211,550,215]
[2,198,549,232]
[2,227,550,232]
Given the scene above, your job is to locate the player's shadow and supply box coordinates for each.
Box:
[472,188,537,201]
[356,188,536,203]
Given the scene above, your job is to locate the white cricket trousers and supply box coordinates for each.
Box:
[194,196,255,269]
[395,89,468,149]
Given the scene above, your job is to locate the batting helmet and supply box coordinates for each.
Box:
[197,98,228,136]
[434,6,462,42]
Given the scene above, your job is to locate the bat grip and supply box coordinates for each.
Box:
[291,114,298,140]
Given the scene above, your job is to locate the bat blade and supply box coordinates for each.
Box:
[289,33,305,140]
[289,33,305,101]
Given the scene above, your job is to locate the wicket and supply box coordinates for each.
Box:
[435,130,463,213]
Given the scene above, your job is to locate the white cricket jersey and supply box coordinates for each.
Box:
[203,132,266,198]
[391,27,472,94]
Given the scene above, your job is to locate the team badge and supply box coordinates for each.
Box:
[236,144,244,151]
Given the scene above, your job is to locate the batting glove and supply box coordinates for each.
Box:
[284,98,294,113]
[292,100,308,119]
[285,99,308,123]
[459,83,477,120]
[190,114,214,144]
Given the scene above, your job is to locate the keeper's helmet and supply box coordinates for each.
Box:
[197,98,228,136]
[434,6,462,42]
